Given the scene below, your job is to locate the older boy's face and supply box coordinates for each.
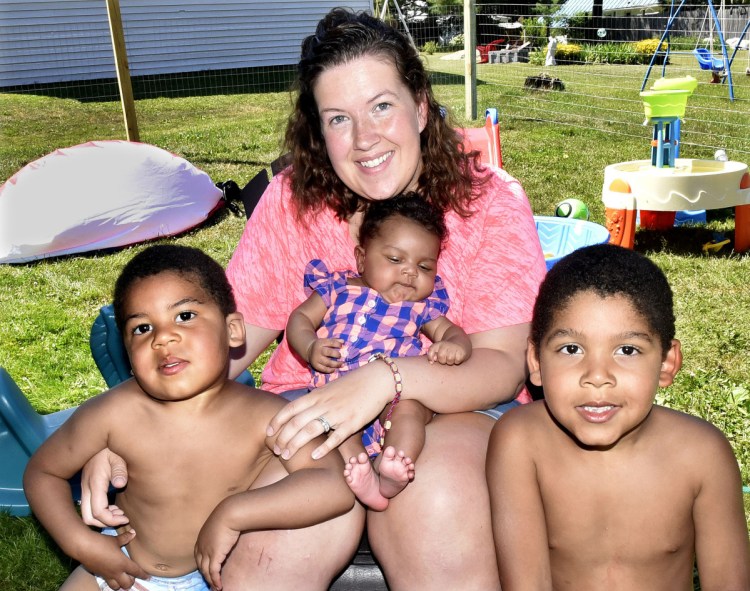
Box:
[527,290,680,449]
[121,272,241,402]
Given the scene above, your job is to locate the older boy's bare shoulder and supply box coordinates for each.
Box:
[490,401,556,450]
[218,381,288,429]
[649,405,735,462]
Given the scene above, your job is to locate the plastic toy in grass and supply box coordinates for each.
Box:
[602,76,750,252]
[554,198,589,220]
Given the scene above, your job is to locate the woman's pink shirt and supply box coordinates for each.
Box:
[226,166,546,397]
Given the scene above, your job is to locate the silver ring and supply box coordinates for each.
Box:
[316,416,331,434]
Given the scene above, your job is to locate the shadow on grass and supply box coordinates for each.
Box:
[2,66,297,103]
[634,209,745,259]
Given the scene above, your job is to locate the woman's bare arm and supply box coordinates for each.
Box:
[228,322,281,379]
[267,322,531,460]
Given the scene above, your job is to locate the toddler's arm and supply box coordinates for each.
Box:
[195,432,355,590]
[422,316,472,365]
[691,424,750,588]
[486,406,553,591]
[23,398,150,588]
[287,292,344,372]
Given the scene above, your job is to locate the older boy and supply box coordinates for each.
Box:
[24,245,354,591]
[487,243,750,590]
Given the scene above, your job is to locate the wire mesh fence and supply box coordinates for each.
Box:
[1,1,749,164]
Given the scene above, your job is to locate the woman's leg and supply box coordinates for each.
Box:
[367,412,500,591]
[221,455,365,591]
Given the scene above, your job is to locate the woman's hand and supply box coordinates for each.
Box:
[267,361,393,460]
[267,324,531,460]
[79,448,130,528]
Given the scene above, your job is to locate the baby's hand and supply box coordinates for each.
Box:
[427,341,470,366]
[308,338,345,373]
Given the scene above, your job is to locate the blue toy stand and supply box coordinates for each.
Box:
[0,367,78,516]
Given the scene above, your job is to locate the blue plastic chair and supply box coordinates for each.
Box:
[0,367,77,516]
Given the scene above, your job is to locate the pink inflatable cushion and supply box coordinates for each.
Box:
[0,141,222,264]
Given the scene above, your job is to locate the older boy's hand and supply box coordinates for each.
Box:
[78,529,149,589]
[195,508,241,591]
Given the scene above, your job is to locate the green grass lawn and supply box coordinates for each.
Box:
[1,58,749,588]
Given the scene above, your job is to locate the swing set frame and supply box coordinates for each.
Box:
[641,0,747,101]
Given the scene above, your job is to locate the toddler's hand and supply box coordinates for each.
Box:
[309,338,345,373]
[79,528,149,590]
[427,341,469,366]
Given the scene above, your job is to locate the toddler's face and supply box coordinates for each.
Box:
[528,290,679,449]
[121,271,238,402]
[355,216,440,304]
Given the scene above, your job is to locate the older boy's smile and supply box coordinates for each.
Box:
[577,403,619,423]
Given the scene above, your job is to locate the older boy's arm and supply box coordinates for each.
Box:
[486,408,553,591]
[195,434,354,589]
[23,409,150,588]
[692,428,750,590]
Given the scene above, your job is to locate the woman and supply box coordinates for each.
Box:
[80,8,546,590]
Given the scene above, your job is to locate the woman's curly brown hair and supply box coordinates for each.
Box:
[283,7,486,221]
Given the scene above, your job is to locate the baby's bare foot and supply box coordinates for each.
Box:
[343,452,389,511]
[377,446,415,499]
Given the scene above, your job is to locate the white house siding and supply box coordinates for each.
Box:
[0,0,372,87]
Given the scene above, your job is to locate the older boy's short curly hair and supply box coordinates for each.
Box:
[113,244,236,332]
[531,244,675,355]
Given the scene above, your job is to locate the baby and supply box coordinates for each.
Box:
[287,194,471,510]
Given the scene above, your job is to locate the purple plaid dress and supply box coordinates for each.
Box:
[304,259,451,456]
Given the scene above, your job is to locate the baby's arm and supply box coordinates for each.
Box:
[486,405,553,591]
[23,395,150,589]
[422,316,472,365]
[195,428,355,590]
[287,291,344,372]
[691,424,750,589]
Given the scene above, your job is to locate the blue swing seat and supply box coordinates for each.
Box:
[693,47,725,72]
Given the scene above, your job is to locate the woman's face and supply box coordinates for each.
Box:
[314,54,428,203]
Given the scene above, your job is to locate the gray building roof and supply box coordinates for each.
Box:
[557,0,660,17]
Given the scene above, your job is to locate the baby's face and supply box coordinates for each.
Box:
[121,271,234,402]
[528,290,677,449]
[355,216,440,304]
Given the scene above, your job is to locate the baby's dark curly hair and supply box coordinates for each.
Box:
[531,244,675,356]
[113,244,236,332]
[358,192,447,248]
